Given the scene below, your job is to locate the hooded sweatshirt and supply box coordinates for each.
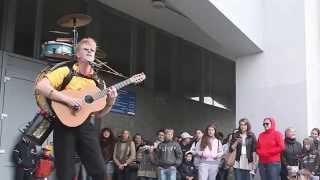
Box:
[256,117,285,164]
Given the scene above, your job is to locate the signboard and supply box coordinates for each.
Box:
[111,89,136,116]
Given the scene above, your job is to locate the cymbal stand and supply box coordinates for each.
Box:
[72,18,78,49]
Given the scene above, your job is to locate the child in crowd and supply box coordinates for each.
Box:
[178,151,197,180]
[34,145,54,180]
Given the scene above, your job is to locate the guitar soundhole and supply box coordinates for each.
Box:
[84,95,94,104]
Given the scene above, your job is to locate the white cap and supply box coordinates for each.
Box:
[181,132,193,139]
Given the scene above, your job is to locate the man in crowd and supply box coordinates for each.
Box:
[153,129,183,180]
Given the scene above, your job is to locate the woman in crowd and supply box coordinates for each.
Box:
[230,118,257,180]
[299,137,320,180]
[131,133,145,179]
[113,130,136,180]
[281,128,302,180]
[136,141,157,180]
[257,117,285,180]
[196,123,223,180]
[100,128,116,180]
[310,128,320,150]
[216,130,236,180]
[134,133,145,152]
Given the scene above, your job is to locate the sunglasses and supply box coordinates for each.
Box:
[263,123,270,126]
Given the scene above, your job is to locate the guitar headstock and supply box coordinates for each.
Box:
[129,72,146,84]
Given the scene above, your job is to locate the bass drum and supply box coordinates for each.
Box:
[41,41,74,62]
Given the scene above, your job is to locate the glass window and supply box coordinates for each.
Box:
[212,57,235,110]
[14,0,37,57]
[203,52,235,110]
[203,51,214,104]
[176,41,201,99]
[136,25,146,75]
[0,0,4,49]
[154,31,173,92]
[41,0,87,53]
[93,10,131,77]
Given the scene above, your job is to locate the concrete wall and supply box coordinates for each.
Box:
[209,0,264,49]
[101,86,235,139]
[305,0,320,132]
[236,0,308,139]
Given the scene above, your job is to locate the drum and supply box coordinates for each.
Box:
[41,41,74,61]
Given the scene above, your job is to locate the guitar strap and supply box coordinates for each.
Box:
[58,62,75,91]
[58,62,105,91]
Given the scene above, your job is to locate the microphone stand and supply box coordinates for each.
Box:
[90,59,128,79]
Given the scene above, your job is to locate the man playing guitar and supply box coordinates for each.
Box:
[35,37,117,180]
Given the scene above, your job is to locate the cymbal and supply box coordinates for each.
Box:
[57,13,92,28]
[49,30,71,35]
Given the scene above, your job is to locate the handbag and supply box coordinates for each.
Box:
[127,161,139,170]
[224,150,236,168]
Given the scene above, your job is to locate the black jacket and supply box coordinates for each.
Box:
[178,160,197,179]
[299,149,320,175]
[281,138,302,166]
[180,143,191,156]
[156,140,183,168]
[230,132,256,163]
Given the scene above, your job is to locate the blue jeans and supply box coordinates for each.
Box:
[259,162,281,180]
[234,168,250,180]
[158,166,176,180]
[140,177,157,180]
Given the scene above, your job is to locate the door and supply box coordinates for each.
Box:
[0,53,45,179]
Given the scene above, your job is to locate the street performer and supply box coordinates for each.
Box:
[35,37,117,180]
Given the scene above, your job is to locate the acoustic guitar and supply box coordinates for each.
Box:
[51,73,146,127]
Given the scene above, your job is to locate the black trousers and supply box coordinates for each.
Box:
[15,167,33,180]
[53,118,105,180]
[115,165,140,180]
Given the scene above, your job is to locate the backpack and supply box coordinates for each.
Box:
[34,61,105,114]
[11,137,37,168]
[34,157,54,178]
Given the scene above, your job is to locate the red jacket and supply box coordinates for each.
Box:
[256,117,284,164]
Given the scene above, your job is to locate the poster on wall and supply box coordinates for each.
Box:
[111,89,136,116]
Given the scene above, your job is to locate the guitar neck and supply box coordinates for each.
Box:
[93,79,132,100]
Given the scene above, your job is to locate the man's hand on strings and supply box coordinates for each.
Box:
[65,96,82,111]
